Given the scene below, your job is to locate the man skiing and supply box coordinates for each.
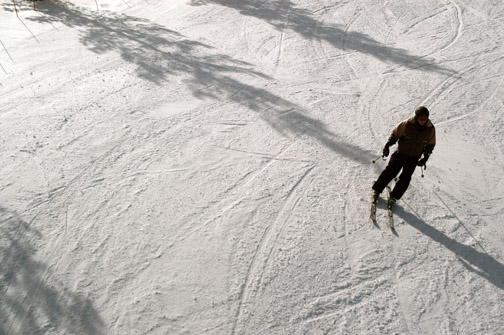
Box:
[372,106,436,210]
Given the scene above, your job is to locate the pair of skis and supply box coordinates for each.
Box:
[370,190,395,233]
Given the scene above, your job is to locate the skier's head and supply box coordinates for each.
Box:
[415,106,429,125]
[415,106,429,118]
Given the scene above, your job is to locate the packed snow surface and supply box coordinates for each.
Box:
[1,0,504,334]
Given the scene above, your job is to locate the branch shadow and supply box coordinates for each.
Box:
[4,0,266,85]
[1,0,376,163]
[0,207,105,334]
[190,0,455,75]
[395,206,504,290]
[189,72,377,163]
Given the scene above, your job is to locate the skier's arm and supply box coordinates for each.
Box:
[418,129,436,167]
[424,130,436,156]
[386,132,398,147]
[382,127,399,157]
[386,121,406,147]
[383,120,406,157]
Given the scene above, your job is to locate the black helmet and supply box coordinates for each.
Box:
[415,106,429,118]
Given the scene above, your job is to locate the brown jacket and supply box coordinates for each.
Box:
[387,116,436,158]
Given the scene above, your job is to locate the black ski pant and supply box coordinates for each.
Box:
[372,152,418,200]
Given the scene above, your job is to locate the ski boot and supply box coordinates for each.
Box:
[387,196,397,210]
[371,190,379,204]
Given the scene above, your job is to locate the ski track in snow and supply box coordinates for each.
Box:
[232,165,317,334]
[444,0,464,53]
[1,0,504,334]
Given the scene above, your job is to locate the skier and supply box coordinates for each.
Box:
[371,106,436,210]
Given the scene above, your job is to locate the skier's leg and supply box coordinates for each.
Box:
[372,153,402,194]
[390,159,417,199]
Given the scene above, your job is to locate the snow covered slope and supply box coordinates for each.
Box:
[1,0,503,334]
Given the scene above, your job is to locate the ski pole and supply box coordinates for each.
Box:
[421,166,424,178]
[12,0,19,17]
[372,155,383,164]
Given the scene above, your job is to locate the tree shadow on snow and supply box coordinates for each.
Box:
[190,0,456,75]
[1,0,377,163]
[4,0,263,85]
[192,73,376,163]
[0,207,105,334]
[395,207,504,290]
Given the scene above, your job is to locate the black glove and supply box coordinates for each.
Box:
[417,155,429,167]
[382,145,390,157]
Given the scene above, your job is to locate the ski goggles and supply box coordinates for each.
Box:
[417,116,428,121]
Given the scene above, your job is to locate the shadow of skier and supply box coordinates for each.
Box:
[395,207,504,290]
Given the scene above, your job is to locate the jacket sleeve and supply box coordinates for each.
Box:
[386,120,407,146]
[424,128,436,156]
